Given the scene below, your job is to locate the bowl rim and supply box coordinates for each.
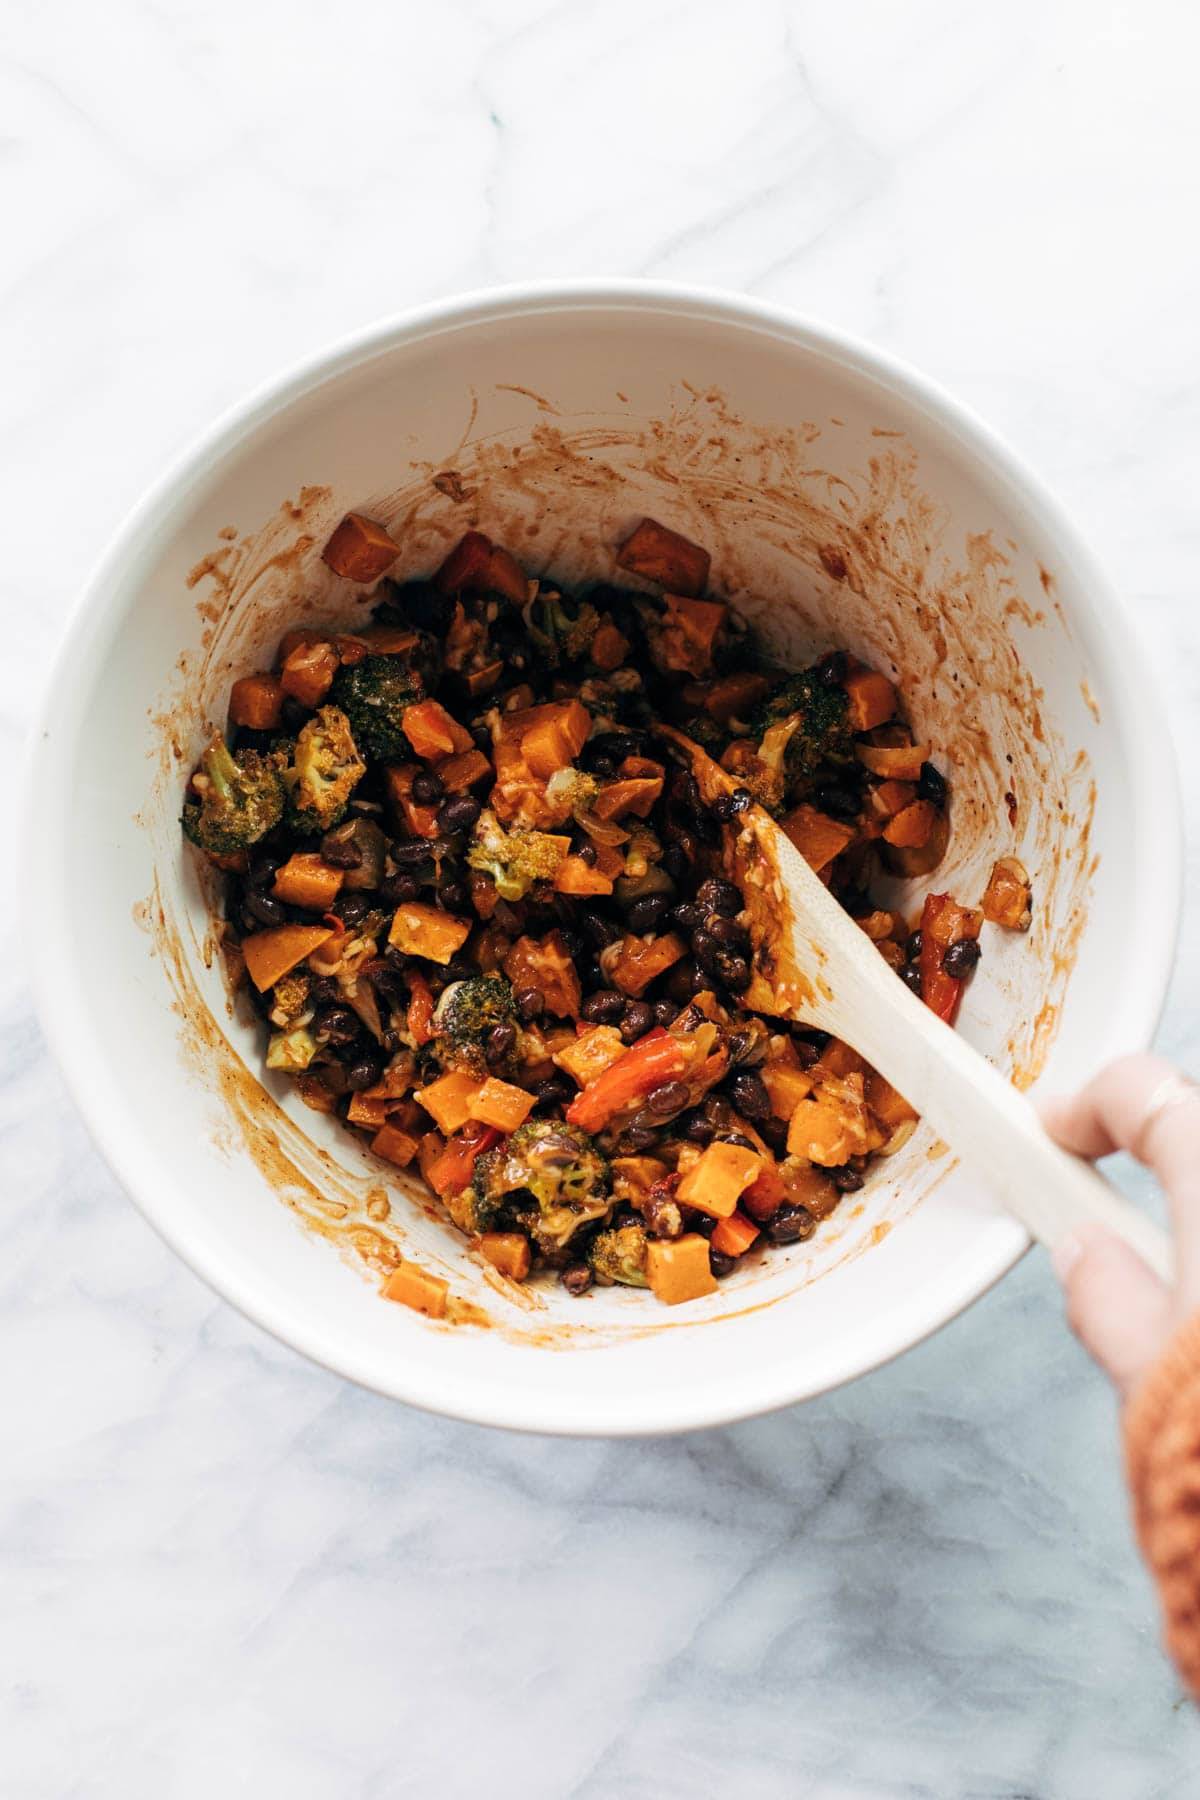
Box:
[25,279,1183,1435]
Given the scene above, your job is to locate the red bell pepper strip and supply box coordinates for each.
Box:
[917,892,982,1026]
[406,972,436,1047]
[426,1121,501,1197]
[565,1028,688,1134]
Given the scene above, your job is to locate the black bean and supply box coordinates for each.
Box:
[728,1070,771,1122]
[814,782,860,822]
[626,895,668,934]
[442,957,476,984]
[692,929,721,974]
[314,1005,358,1045]
[906,930,924,961]
[378,872,421,905]
[620,1002,655,1044]
[712,793,736,823]
[707,914,749,948]
[660,844,687,880]
[682,1112,715,1144]
[728,786,753,815]
[344,1054,382,1092]
[308,975,340,1005]
[942,938,982,980]
[918,761,948,807]
[704,1095,737,1126]
[244,889,286,927]
[411,769,445,805]
[830,1164,865,1193]
[561,1264,593,1296]
[670,901,704,931]
[818,650,848,686]
[439,881,471,914]
[652,999,678,1027]
[690,964,714,996]
[392,838,436,869]
[695,878,742,917]
[718,1131,757,1152]
[718,954,751,994]
[579,909,620,948]
[643,1194,683,1239]
[622,1125,659,1152]
[581,989,626,1023]
[485,1021,517,1064]
[437,795,481,837]
[247,847,283,887]
[900,963,923,996]
[334,891,370,926]
[515,985,544,1022]
[534,1076,574,1108]
[320,835,363,870]
[647,1080,690,1115]
[766,1203,816,1245]
[710,1248,737,1278]
[758,1115,789,1154]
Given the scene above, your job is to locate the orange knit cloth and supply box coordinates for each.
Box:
[1123,1310,1200,1698]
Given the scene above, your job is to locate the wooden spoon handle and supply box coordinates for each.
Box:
[850,998,1174,1283]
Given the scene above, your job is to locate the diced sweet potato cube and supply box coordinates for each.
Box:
[468,1078,536,1132]
[981,856,1033,931]
[883,800,937,849]
[711,1210,761,1257]
[661,595,726,675]
[381,764,440,838]
[553,1024,627,1087]
[510,699,592,779]
[322,512,400,583]
[866,780,918,823]
[295,1071,338,1113]
[676,1140,762,1219]
[741,1163,787,1222]
[485,546,530,606]
[438,748,492,793]
[381,1261,448,1318]
[417,1129,446,1188]
[864,1070,918,1135]
[347,1093,391,1128]
[415,1070,486,1136]
[761,1063,814,1120]
[591,621,629,671]
[277,626,325,664]
[401,698,473,761]
[350,625,421,658]
[503,931,582,1020]
[435,531,494,593]
[616,518,710,597]
[242,924,335,992]
[388,902,472,964]
[787,1074,873,1165]
[271,853,344,911]
[605,932,688,998]
[370,1121,421,1167]
[780,805,856,873]
[465,660,504,696]
[591,776,664,822]
[843,669,896,731]
[280,639,339,708]
[619,754,666,781]
[646,1234,718,1304]
[702,670,771,725]
[553,855,615,897]
[229,673,283,730]
[814,1039,867,1079]
[479,1232,531,1281]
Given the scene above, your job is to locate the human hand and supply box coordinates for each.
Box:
[1040,1054,1200,1398]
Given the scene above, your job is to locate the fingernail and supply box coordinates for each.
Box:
[1051,1232,1084,1282]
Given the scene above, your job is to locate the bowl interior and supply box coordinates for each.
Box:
[31,292,1175,1433]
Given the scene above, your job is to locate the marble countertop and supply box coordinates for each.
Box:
[4,1,1199,1793]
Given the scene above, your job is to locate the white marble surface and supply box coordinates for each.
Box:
[4,1,1199,1793]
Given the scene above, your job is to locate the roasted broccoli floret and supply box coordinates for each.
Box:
[471,1119,611,1252]
[525,589,600,668]
[752,669,851,796]
[182,734,285,856]
[282,704,367,835]
[329,655,425,761]
[433,974,518,1075]
[588,1221,649,1287]
[466,808,570,901]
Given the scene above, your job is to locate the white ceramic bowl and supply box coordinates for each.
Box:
[28,283,1180,1435]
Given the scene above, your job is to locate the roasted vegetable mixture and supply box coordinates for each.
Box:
[183,510,1033,1310]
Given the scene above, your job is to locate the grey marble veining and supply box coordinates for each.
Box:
[3,1,1198,1794]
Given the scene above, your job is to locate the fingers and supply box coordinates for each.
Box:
[1053,1224,1174,1396]
[1038,1054,1200,1297]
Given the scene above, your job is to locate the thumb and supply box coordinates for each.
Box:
[1052,1224,1173,1397]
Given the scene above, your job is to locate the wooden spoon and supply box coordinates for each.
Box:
[660,728,1172,1281]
